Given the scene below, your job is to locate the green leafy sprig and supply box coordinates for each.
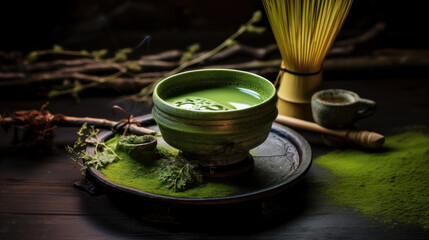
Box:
[158,156,203,192]
[66,123,121,174]
[24,11,265,101]
[25,46,133,100]
[136,10,265,100]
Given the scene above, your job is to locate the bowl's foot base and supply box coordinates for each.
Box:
[199,154,254,178]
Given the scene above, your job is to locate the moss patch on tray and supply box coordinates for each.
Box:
[119,135,153,144]
[315,127,429,229]
[100,135,238,198]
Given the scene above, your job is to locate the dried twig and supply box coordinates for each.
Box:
[2,48,429,91]
[0,44,277,81]
[323,52,429,71]
[0,107,155,140]
[334,22,386,47]
[0,50,183,73]
[1,23,384,74]
[135,11,266,98]
[3,20,423,98]
[0,72,152,87]
[0,11,267,100]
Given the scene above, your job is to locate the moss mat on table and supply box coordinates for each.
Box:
[315,127,429,229]
[100,135,238,198]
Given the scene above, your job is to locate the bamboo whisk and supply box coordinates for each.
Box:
[263,0,353,118]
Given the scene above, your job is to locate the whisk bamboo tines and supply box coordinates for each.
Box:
[263,0,353,118]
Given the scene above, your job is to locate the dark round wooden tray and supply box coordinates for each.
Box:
[83,114,312,226]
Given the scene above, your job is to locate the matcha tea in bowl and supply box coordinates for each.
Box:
[152,69,277,175]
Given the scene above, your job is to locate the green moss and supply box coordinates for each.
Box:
[315,128,429,229]
[105,134,121,148]
[100,135,238,198]
[119,135,152,144]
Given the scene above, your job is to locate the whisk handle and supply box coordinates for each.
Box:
[344,129,385,149]
[275,115,385,149]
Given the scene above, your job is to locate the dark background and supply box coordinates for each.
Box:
[0,0,426,54]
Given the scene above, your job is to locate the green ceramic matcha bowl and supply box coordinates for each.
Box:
[152,69,278,167]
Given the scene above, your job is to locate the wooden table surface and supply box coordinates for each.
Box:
[1,76,429,239]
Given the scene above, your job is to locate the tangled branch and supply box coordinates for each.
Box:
[0,103,155,151]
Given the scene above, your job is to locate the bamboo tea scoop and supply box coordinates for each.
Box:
[275,114,385,149]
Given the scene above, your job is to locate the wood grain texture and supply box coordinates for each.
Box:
[1,78,429,239]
